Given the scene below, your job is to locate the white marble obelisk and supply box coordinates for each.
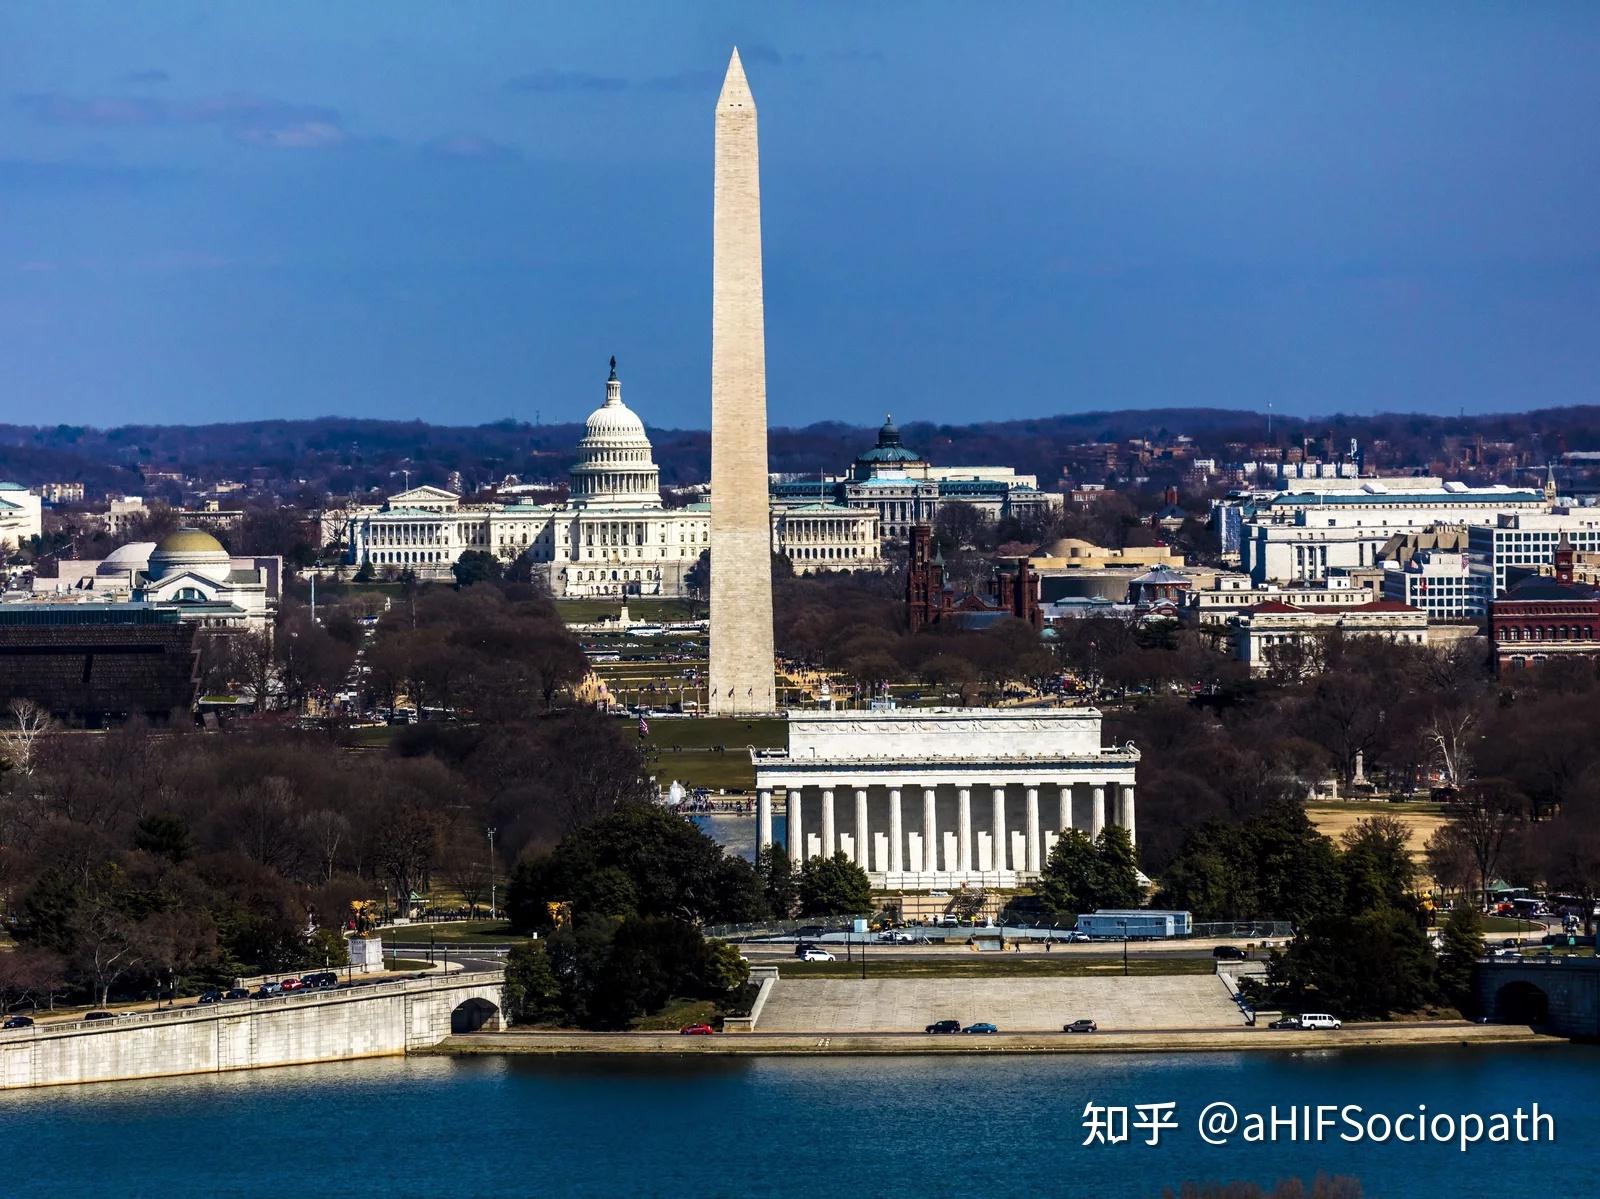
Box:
[709,47,776,715]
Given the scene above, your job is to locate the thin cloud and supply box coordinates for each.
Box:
[126,68,171,85]
[505,68,627,94]
[422,134,520,161]
[505,49,817,97]
[13,91,347,150]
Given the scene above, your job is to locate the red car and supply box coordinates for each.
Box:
[279,978,305,992]
[679,1023,715,1035]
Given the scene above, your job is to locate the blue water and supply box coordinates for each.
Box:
[6,1047,1594,1198]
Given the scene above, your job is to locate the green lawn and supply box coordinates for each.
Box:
[629,997,720,1031]
[558,598,703,624]
[642,715,786,792]
[1478,915,1552,934]
[783,956,1217,979]
[376,921,527,945]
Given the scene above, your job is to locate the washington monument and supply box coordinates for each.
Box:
[709,48,777,714]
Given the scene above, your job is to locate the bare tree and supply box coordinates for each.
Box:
[0,699,53,776]
[437,822,492,917]
[1452,781,1525,907]
[301,809,350,883]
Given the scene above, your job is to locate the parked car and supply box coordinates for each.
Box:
[83,1011,115,1022]
[3,1015,34,1029]
[963,1022,999,1034]
[255,982,283,998]
[1298,1013,1342,1030]
[800,949,835,962]
[1212,945,1246,960]
[1268,1016,1302,1030]
[197,990,223,1005]
[1058,930,1090,943]
[224,988,251,1002]
[279,978,305,992]
[1062,1019,1098,1033]
[925,1019,962,1034]
[679,1023,716,1035]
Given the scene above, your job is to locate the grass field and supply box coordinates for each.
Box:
[377,921,525,944]
[784,956,1217,979]
[642,715,786,792]
[557,598,703,624]
[1306,800,1449,868]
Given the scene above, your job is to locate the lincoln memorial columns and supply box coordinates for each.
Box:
[957,787,972,873]
[788,788,802,865]
[889,788,904,874]
[991,785,1007,873]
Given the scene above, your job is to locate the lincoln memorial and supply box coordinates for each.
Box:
[751,708,1139,888]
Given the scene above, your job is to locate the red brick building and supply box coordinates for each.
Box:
[906,524,1041,631]
[1489,537,1600,672]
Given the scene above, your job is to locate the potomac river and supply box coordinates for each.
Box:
[8,1046,1594,1198]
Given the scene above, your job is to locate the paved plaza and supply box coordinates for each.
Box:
[756,975,1244,1033]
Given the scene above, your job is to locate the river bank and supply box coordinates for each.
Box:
[427,1021,1552,1056]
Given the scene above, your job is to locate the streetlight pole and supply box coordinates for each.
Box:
[486,826,498,919]
[1119,919,1128,976]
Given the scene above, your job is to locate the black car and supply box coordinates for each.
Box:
[1212,945,1246,960]
[83,1011,115,1022]
[223,988,251,1001]
[198,989,223,1005]
[2,1015,34,1029]
[1268,1016,1302,1030]
[1063,1019,1098,1033]
[925,1019,962,1034]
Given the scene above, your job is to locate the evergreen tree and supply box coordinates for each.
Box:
[756,845,798,920]
[1435,905,1484,1013]
[1093,826,1142,910]
[796,852,872,916]
[1037,829,1098,920]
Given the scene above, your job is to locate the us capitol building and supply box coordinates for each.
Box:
[346,361,885,597]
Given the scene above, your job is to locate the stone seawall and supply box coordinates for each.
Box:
[430,1021,1549,1057]
[0,970,504,1090]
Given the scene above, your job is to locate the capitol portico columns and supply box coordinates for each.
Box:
[1057,787,1072,837]
[1122,784,1136,844]
[922,788,938,873]
[1091,785,1106,839]
[757,789,773,850]
[821,789,836,858]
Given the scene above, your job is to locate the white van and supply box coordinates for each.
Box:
[1299,1013,1342,1030]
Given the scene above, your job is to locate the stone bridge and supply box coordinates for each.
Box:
[0,968,505,1090]
[1474,956,1599,1037]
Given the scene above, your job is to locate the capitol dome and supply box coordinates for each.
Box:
[569,358,663,509]
[148,527,231,583]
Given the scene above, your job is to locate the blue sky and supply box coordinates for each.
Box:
[5,2,1599,428]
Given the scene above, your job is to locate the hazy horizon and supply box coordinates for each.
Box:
[8,3,1599,427]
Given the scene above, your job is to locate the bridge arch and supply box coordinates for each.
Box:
[1496,980,1549,1024]
[451,996,503,1034]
